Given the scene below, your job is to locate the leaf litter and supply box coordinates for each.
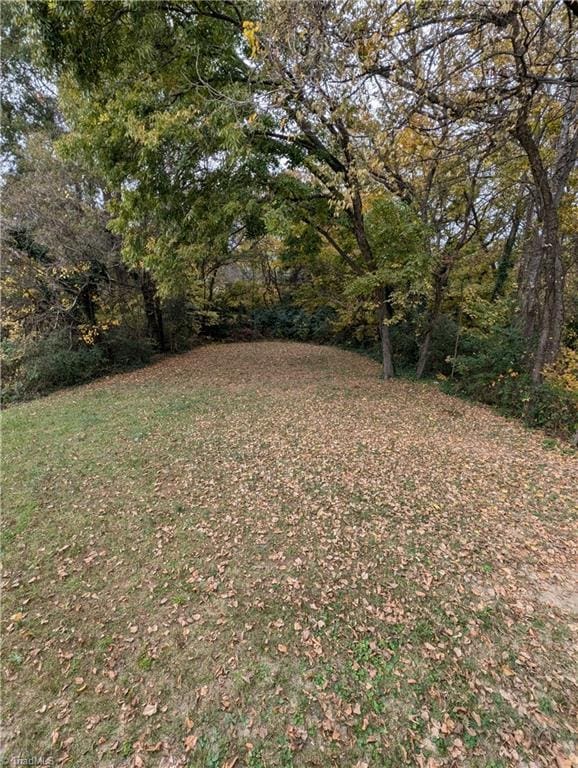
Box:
[1,342,577,767]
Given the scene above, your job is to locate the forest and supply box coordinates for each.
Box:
[1,0,577,437]
[2,4,578,768]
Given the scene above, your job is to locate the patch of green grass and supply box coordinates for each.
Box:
[434,736,449,756]
[538,695,554,715]
[246,746,265,768]
[542,438,557,450]
[137,653,155,671]
[120,741,133,758]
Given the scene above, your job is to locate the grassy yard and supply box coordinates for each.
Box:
[2,341,577,768]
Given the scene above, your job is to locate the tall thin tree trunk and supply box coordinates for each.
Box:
[377,288,394,379]
[141,271,166,351]
[492,200,526,302]
[518,227,542,341]
[514,104,575,382]
[416,325,433,379]
[416,256,451,378]
[207,273,216,303]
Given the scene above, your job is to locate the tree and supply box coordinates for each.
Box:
[27,0,258,301]
[363,0,578,382]
[2,134,117,339]
[253,0,433,376]
[0,1,60,167]
[19,0,577,419]
[1,133,168,353]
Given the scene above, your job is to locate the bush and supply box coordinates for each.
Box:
[202,306,253,342]
[428,315,460,376]
[251,305,336,343]
[390,322,419,373]
[543,347,578,395]
[1,327,155,403]
[102,328,154,367]
[524,381,578,436]
[162,297,204,351]
[29,339,106,390]
[444,327,577,439]
[1,331,106,402]
[446,326,523,397]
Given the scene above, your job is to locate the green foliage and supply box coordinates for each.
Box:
[1,332,106,402]
[1,329,154,403]
[0,2,60,167]
[252,305,336,343]
[161,298,201,352]
[345,196,428,319]
[445,327,577,438]
[524,382,578,437]
[448,326,526,400]
[427,315,460,375]
[389,322,420,372]
[365,197,428,287]
[101,329,154,368]
[35,0,263,298]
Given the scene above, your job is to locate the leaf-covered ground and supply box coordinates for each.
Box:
[2,342,577,768]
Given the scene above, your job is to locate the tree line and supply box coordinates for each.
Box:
[1,1,577,436]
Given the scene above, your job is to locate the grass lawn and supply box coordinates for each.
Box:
[2,341,577,768]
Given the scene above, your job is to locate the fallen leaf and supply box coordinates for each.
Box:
[184,734,198,752]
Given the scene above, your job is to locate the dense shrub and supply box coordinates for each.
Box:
[448,326,526,401]
[202,307,253,342]
[162,297,208,351]
[428,315,460,376]
[101,328,155,367]
[1,328,155,403]
[524,381,578,436]
[252,305,336,343]
[390,322,419,373]
[445,327,577,439]
[30,337,106,389]
[1,332,105,402]
[543,347,578,395]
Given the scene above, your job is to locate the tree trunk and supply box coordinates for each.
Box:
[207,272,216,303]
[514,104,575,381]
[492,201,526,302]
[518,226,543,342]
[416,255,451,378]
[518,221,565,384]
[141,271,166,351]
[154,293,166,351]
[80,282,97,324]
[416,325,433,379]
[377,288,394,379]
[530,215,564,383]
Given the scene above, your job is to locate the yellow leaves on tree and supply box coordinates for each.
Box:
[242,20,260,58]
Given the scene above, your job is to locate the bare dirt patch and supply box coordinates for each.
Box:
[524,568,578,616]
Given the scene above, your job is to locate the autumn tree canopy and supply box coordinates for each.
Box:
[1,0,577,433]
